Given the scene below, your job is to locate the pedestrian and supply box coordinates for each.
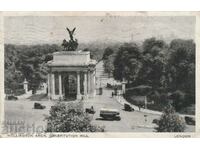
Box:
[91,106,94,111]
[138,105,141,111]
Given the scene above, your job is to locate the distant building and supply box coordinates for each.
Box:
[47,51,97,100]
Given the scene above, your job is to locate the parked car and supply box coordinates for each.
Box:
[7,95,18,100]
[152,119,160,125]
[185,116,195,125]
[34,103,46,109]
[85,106,96,114]
[100,108,121,120]
[124,103,134,112]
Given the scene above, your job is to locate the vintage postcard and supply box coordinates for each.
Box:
[0,11,199,138]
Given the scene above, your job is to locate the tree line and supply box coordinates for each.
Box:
[103,38,195,114]
[5,44,61,94]
[4,43,104,95]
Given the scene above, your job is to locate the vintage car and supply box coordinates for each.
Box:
[7,95,18,100]
[152,119,160,125]
[85,106,96,114]
[100,108,121,120]
[34,103,46,109]
[124,103,134,112]
[185,116,195,125]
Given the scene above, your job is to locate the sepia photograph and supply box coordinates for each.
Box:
[1,12,197,137]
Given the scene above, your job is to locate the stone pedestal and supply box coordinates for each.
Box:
[122,78,127,94]
[23,79,28,94]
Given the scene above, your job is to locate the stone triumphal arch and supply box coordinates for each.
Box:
[47,51,97,100]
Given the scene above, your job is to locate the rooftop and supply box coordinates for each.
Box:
[47,50,97,67]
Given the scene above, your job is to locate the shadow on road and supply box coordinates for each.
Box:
[28,94,47,101]
[121,108,135,112]
[95,117,121,121]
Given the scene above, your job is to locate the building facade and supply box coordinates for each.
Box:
[47,51,97,100]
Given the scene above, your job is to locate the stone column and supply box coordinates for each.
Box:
[47,73,51,98]
[91,70,96,97]
[59,74,62,98]
[51,73,55,98]
[84,72,88,98]
[87,71,91,95]
[76,72,81,99]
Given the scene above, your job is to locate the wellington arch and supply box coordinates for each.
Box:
[47,51,97,100]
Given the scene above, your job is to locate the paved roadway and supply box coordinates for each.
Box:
[85,61,160,132]
[84,89,160,132]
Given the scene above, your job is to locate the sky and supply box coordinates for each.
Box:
[4,16,195,45]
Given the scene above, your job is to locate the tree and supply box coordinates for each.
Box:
[155,104,186,132]
[46,102,104,132]
[166,39,195,93]
[4,44,62,95]
[62,27,78,51]
[113,43,142,83]
[165,40,195,110]
[169,90,186,112]
[5,69,24,94]
[138,38,168,89]
[143,37,167,56]
[44,54,53,63]
[103,54,115,77]
[102,47,114,60]
[4,44,24,94]
[17,49,46,93]
[102,47,115,76]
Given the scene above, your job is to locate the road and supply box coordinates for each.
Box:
[84,89,161,132]
[84,61,160,132]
